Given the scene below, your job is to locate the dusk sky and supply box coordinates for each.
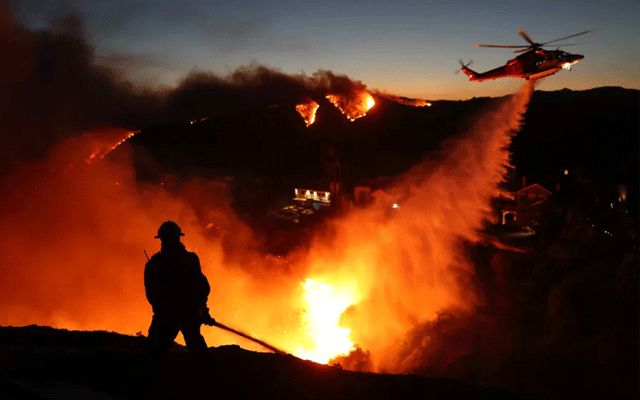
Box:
[11,0,640,100]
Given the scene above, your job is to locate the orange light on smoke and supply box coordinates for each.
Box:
[326,91,375,121]
[376,93,432,107]
[295,100,320,127]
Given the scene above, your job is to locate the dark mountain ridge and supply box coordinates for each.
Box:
[129,86,638,189]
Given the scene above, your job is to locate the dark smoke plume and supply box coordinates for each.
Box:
[165,67,371,122]
[1,6,373,178]
[0,8,161,178]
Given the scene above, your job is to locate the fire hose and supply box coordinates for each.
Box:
[204,320,288,355]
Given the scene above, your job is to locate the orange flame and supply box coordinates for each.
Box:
[85,129,140,164]
[326,91,375,121]
[295,100,320,127]
[295,278,358,363]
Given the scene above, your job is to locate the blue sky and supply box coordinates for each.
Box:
[12,0,640,99]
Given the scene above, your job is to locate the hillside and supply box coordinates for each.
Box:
[0,325,517,400]
[128,87,638,188]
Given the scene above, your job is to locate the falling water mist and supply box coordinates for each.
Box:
[299,81,536,372]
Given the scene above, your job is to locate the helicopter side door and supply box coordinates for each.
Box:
[504,58,523,76]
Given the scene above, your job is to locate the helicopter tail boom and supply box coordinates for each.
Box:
[460,65,478,81]
[457,60,479,81]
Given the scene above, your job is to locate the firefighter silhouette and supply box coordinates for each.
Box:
[145,221,214,355]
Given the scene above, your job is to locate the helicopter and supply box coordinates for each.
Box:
[458,29,594,82]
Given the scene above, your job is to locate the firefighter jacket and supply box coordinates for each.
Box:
[144,243,210,317]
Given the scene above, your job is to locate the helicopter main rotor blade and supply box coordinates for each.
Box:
[517,29,535,45]
[542,29,595,46]
[474,44,528,48]
[547,43,581,48]
[512,43,581,53]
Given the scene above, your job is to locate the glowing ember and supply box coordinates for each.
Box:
[295,100,320,127]
[326,91,375,121]
[85,129,140,164]
[412,100,431,107]
[295,278,357,363]
[190,117,209,125]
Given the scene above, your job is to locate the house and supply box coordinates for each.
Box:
[499,181,553,227]
[294,188,331,206]
[515,184,553,227]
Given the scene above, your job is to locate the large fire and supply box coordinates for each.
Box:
[296,91,375,126]
[0,81,535,374]
[326,91,375,121]
[295,278,358,363]
[295,100,320,127]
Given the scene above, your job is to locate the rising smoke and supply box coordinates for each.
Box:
[0,8,160,180]
[0,6,377,182]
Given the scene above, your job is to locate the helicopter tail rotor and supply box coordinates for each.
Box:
[454,59,473,75]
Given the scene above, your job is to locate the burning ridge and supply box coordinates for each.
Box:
[325,91,375,122]
[0,7,385,176]
[374,92,432,107]
[295,99,320,127]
